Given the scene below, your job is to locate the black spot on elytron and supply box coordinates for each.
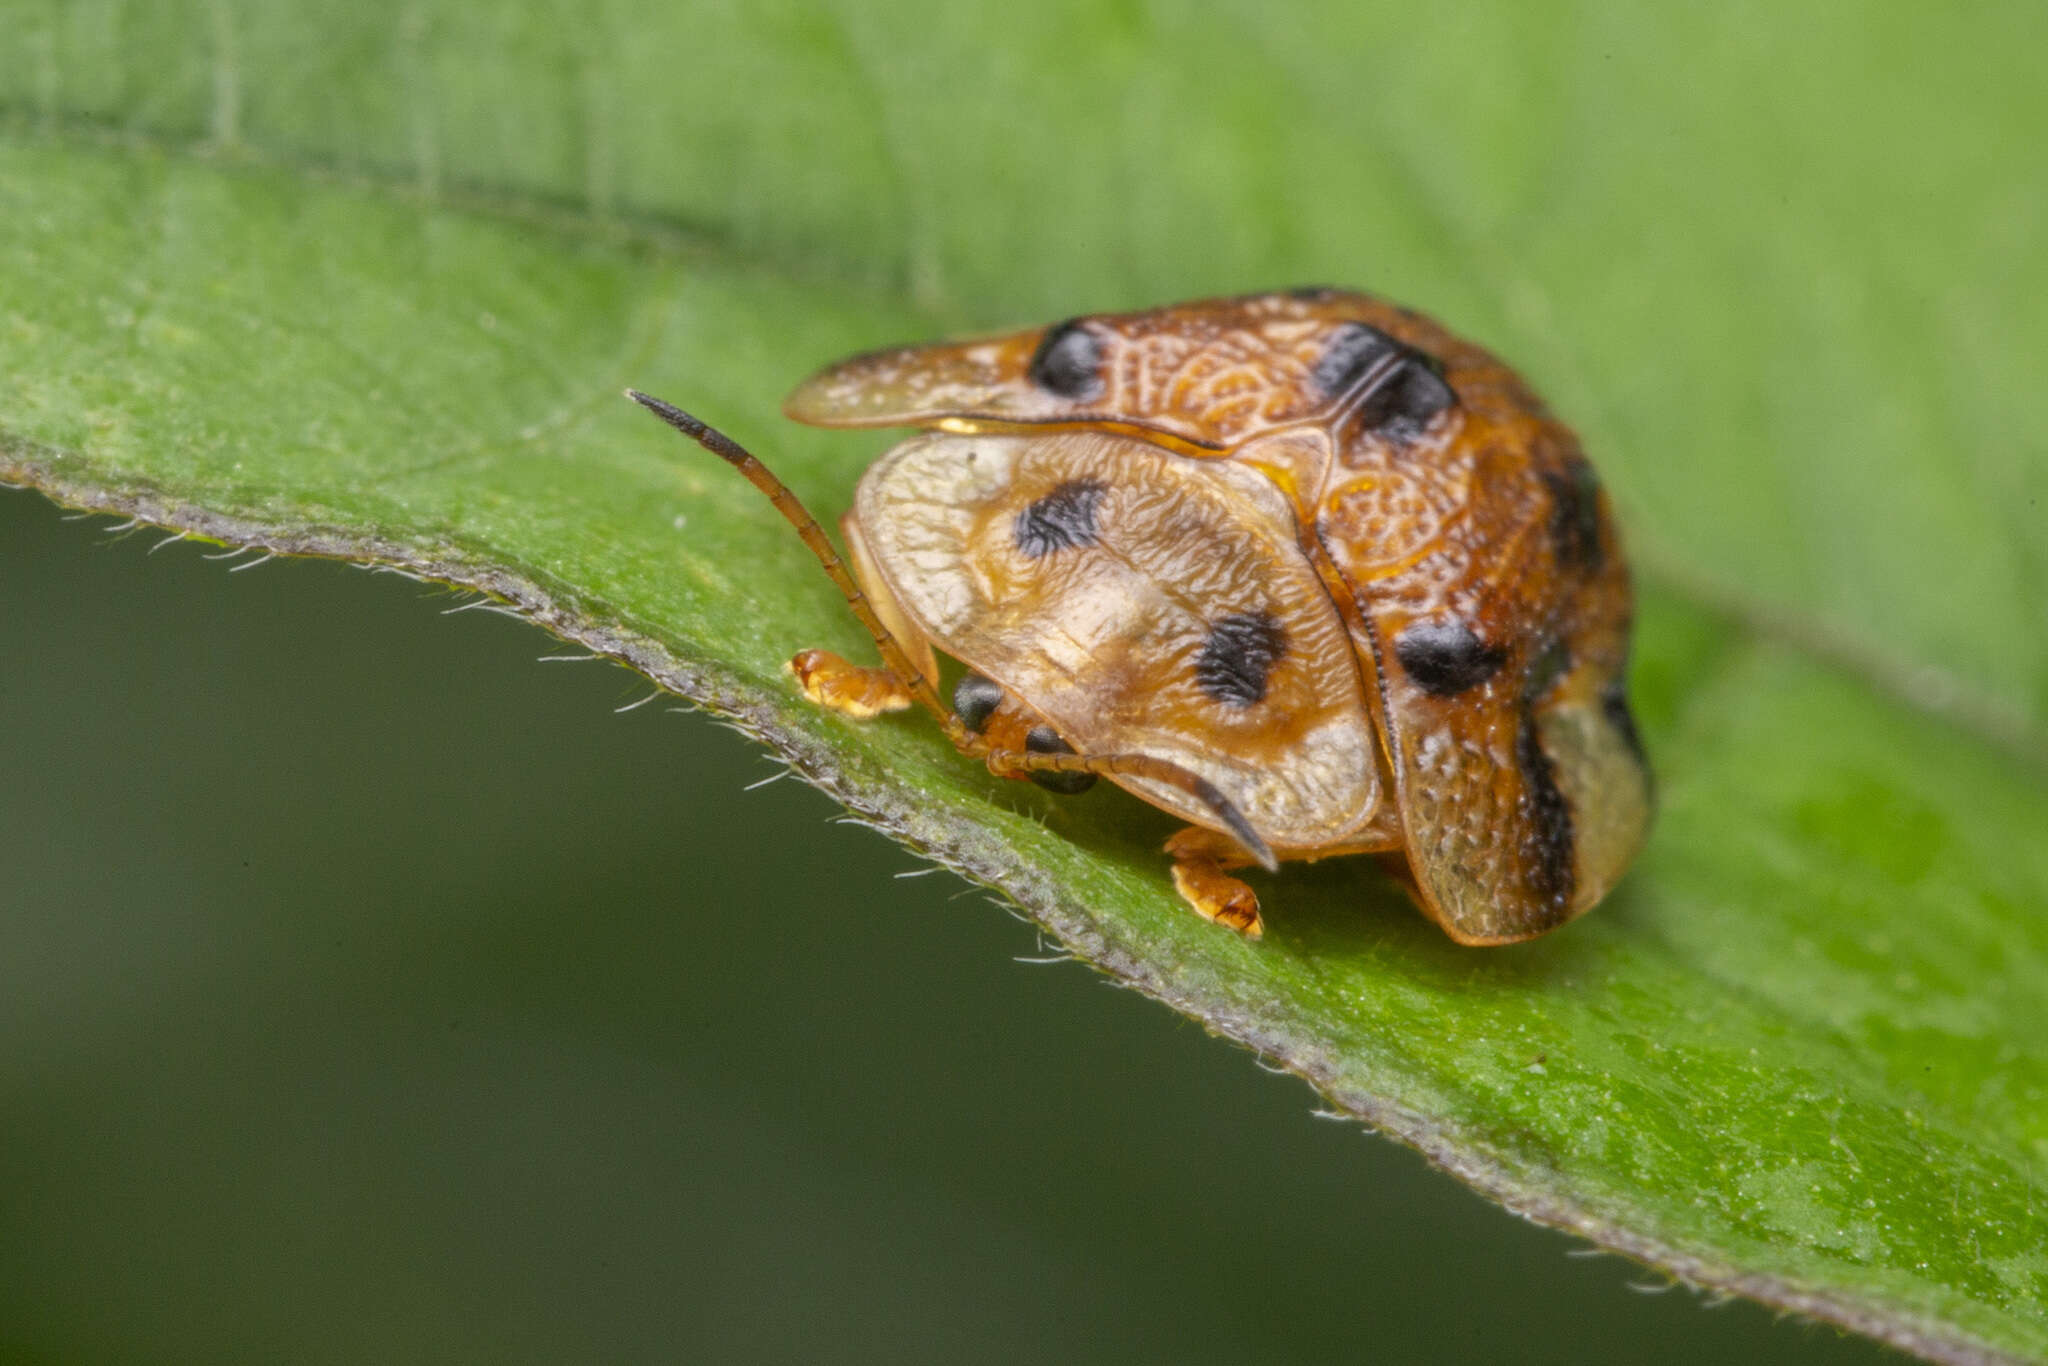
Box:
[1311,323,1401,398]
[953,672,1005,732]
[1395,619,1506,697]
[1024,724,1097,794]
[1312,324,1457,440]
[1013,479,1108,557]
[1026,319,1105,401]
[1542,457,1604,574]
[1287,285,1345,302]
[1516,708,1577,912]
[1194,612,1288,708]
[1601,677,1649,768]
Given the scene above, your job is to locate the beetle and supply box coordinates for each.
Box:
[628,288,1651,944]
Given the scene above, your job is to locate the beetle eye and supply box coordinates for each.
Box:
[1025,724,1097,794]
[952,672,1005,731]
[1027,319,1105,401]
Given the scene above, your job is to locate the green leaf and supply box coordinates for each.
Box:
[3,4,2044,1362]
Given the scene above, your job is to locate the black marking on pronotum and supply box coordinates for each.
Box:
[1602,677,1648,768]
[1311,323,1401,398]
[1542,457,1603,573]
[1516,708,1577,911]
[1024,725,1096,794]
[1395,619,1506,697]
[1026,319,1105,401]
[1194,612,1288,708]
[953,672,1005,732]
[1312,324,1456,440]
[1355,355,1456,443]
[1013,479,1108,557]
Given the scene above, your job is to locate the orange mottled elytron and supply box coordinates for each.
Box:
[631,289,1652,944]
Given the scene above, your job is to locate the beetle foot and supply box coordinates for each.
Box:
[789,649,914,719]
[1170,859,1264,937]
[1167,828,1265,937]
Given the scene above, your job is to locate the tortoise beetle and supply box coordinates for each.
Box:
[630,289,1651,943]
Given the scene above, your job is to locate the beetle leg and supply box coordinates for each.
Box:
[631,391,961,729]
[1165,820,1407,936]
[789,648,914,719]
[1164,825,1266,937]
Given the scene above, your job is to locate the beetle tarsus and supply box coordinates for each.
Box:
[1169,851,1266,938]
[627,389,957,732]
[789,648,915,719]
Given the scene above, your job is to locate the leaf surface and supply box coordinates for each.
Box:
[3,5,2045,1361]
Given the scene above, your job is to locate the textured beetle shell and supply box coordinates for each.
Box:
[789,289,1652,944]
[853,428,1382,850]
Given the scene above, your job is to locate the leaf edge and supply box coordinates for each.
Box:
[1,438,2029,1366]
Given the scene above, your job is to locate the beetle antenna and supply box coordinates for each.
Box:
[627,389,1275,873]
[626,389,959,728]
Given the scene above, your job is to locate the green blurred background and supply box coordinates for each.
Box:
[0,496,1896,1364]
